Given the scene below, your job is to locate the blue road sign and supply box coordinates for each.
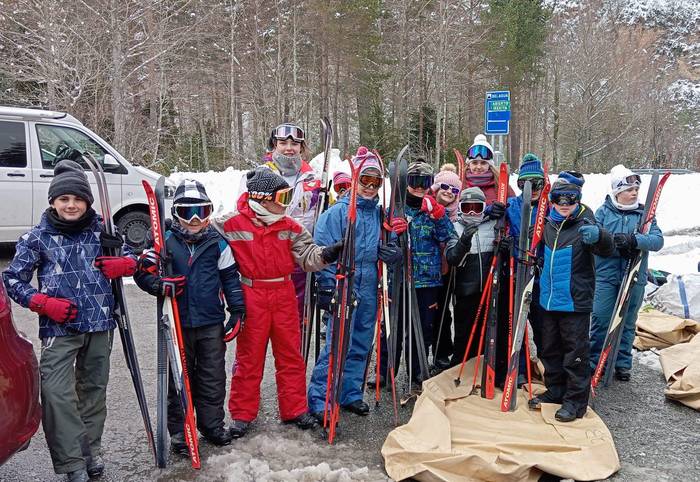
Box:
[485,91,511,135]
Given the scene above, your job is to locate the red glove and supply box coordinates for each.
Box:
[160,276,186,298]
[137,249,161,275]
[421,195,446,220]
[384,217,408,235]
[29,293,77,323]
[223,309,246,343]
[95,256,137,279]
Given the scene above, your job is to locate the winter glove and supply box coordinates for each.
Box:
[378,242,402,266]
[459,223,479,245]
[100,230,124,251]
[29,293,77,323]
[384,217,408,235]
[95,256,137,279]
[321,241,344,264]
[485,201,506,220]
[137,249,162,275]
[420,195,446,220]
[578,225,600,245]
[613,233,637,251]
[159,276,186,298]
[317,289,334,312]
[223,308,246,342]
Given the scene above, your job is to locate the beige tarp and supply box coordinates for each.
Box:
[659,334,700,410]
[382,360,620,482]
[633,309,700,350]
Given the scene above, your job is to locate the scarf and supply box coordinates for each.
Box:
[458,212,484,226]
[249,200,286,225]
[549,204,581,223]
[272,151,302,177]
[45,207,96,235]
[610,196,639,212]
[465,172,494,188]
[406,192,422,209]
[171,219,210,243]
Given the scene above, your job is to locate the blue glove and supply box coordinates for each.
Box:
[578,225,600,245]
[378,242,402,266]
[317,289,334,312]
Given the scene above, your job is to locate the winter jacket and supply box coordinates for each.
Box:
[134,225,244,328]
[445,218,496,297]
[593,196,664,287]
[506,193,548,243]
[539,205,614,313]
[2,212,127,338]
[212,192,328,280]
[405,205,455,289]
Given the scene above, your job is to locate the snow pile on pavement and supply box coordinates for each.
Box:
[200,431,389,482]
[635,348,663,374]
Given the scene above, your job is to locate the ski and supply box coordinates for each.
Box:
[302,117,333,365]
[81,153,157,465]
[480,162,509,399]
[454,148,466,188]
[143,179,201,469]
[591,171,670,393]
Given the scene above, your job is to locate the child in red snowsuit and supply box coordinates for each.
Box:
[213,168,342,438]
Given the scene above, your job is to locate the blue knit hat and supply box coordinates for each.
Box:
[551,170,585,195]
[518,153,544,180]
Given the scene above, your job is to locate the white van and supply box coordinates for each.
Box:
[0,106,173,249]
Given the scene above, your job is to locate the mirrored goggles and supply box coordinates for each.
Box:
[517,178,545,191]
[407,174,434,189]
[173,203,213,223]
[550,191,581,206]
[359,174,383,189]
[272,124,305,143]
[273,187,294,207]
[459,201,485,215]
[614,174,641,190]
[333,182,351,194]
[467,144,493,161]
[439,183,460,195]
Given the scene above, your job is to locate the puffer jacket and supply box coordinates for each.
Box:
[594,196,664,287]
[539,205,614,312]
[445,218,496,297]
[405,205,455,289]
[2,212,126,338]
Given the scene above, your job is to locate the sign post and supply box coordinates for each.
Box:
[485,90,511,165]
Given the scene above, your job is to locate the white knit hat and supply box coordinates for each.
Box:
[609,164,641,196]
[467,134,495,166]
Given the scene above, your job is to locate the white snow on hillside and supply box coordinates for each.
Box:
[168,168,700,275]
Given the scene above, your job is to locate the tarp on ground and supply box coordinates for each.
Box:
[649,273,700,321]
[382,360,620,482]
[633,308,700,350]
[659,334,700,411]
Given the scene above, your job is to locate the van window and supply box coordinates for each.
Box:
[36,124,107,169]
[0,121,27,168]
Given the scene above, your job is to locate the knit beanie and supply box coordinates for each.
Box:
[407,160,434,177]
[518,153,545,180]
[246,168,290,201]
[609,164,640,196]
[551,170,585,195]
[460,186,486,203]
[48,160,94,205]
[352,146,383,175]
[431,170,462,192]
[466,134,495,166]
[332,171,351,187]
[173,179,211,205]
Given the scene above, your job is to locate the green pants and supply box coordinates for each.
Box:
[40,330,113,474]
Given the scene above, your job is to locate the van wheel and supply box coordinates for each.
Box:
[116,211,150,253]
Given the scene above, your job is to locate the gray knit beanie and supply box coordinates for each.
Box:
[48,160,94,205]
[459,186,486,203]
[246,168,290,201]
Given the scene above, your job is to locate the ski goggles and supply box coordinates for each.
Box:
[407,174,434,189]
[467,144,493,161]
[517,178,545,191]
[249,186,294,207]
[549,191,581,206]
[439,183,460,195]
[613,174,641,190]
[459,201,485,215]
[271,124,305,143]
[173,203,213,223]
[359,174,383,189]
[333,182,351,194]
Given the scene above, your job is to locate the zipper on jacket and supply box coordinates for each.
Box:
[546,222,564,310]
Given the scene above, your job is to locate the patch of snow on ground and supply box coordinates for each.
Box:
[634,348,663,373]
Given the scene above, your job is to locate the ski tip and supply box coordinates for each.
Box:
[453,378,461,387]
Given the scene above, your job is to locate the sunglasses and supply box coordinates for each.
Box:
[407,174,434,189]
[271,124,305,143]
[173,203,213,223]
[459,201,485,215]
[249,187,294,207]
[550,191,581,206]
[517,178,545,191]
[467,144,493,161]
[439,183,460,195]
[614,174,641,190]
[359,174,383,189]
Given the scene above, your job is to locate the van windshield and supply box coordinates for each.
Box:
[36,124,108,170]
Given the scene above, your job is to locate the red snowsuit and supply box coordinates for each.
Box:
[213,193,327,422]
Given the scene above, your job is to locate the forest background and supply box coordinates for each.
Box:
[1,0,698,174]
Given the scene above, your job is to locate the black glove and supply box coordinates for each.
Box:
[100,230,123,251]
[224,308,245,342]
[486,201,506,220]
[460,223,479,245]
[321,241,344,264]
[378,242,402,266]
[614,233,637,259]
[317,289,334,312]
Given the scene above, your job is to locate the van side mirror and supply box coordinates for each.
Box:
[103,154,120,167]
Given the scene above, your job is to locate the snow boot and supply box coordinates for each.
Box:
[66,469,89,482]
[342,400,370,416]
[284,412,319,430]
[366,375,386,389]
[203,426,233,446]
[86,455,104,478]
[170,432,189,456]
[527,391,561,410]
[554,405,586,422]
[614,368,631,382]
[229,420,250,439]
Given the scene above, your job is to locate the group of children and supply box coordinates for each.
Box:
[2,123,663,481]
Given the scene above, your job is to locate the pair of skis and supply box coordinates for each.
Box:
[591,171,670,394]
[81,153,156,464]
[143,179,200,469]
